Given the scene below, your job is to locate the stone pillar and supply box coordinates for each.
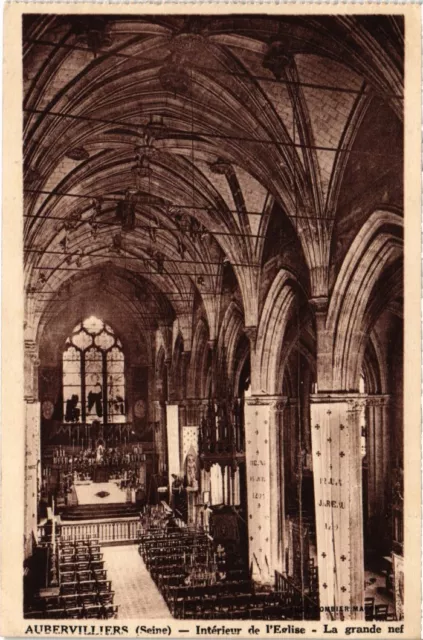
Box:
[269,396,288,575]
[166,403,181,488]
[310,394,365,620]
[309,298,332,391]
[208,339,217,397]
[153,400,166,474]
[24,340,41,558]
[165,357,173,401]
[25,401,40,558]
[180,351,191,400]
[366,395,391,546]
[244,395,287,584]
[285,398,299,508]
[24,339,39,402]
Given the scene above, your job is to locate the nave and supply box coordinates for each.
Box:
[23,12,404,622]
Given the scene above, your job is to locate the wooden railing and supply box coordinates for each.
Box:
[39,518,141,545]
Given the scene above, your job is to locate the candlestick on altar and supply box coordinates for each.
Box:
[50,497,58,586]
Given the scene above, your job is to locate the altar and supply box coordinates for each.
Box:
[73,480,126,504]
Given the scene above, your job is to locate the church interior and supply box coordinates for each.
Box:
[23,13,404,622]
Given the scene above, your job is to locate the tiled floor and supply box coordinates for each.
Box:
[102,545,170,618]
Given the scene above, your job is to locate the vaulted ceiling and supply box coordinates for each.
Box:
[23,14,404,340]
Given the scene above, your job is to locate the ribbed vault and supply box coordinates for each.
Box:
[23,14,404,345]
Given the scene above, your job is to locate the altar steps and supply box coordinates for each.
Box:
[61,503,140,521]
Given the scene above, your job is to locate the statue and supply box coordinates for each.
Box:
[96,441,104,464]
[185,449,198,490]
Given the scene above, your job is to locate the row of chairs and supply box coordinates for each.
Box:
[60,578,111,595]
[140,541,212,560]
[165,580,252,602]
[141,527,317,620]
[365,598,395,621]
[60,548,102,561]
[307,558,319,596]
[140,536,210,552]
[147,551,211,570]
[140,528,290,620]
[25,604,118,620]
[25,537,118,620]
[59,538,100,550]
[60,559,105,573]
[139,531,209,550]
[61,568,107,583]
[173,594,301,620]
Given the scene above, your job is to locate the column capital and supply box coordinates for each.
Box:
[309,296,329,315]
[180,398,209,407]
[246,395,288,412]
[244,325,257,347]
[310,392,370,415]
[24,339,40,364]
[366,394,391,407]
[346,397,368,413]
[311,392,363,404]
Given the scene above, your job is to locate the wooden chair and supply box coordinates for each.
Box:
[96,579,111,593]
[61,594,79,609]
[374,604,389,620]
[78,570,92,582]
[64,607,83,619]
[45,597,61,610]
[99,591,114,606]
[93,569,107,582]
[79,580,95,593]
[101,604,118,619]
[83,604,102,619]
[61,571,76,583]
[80,593,97,607]
[61,582,77,595]
[47,608,66,619]
[88,539,100,547]
[364,597,375,620]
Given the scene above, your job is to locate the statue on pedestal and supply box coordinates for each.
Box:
[185,449,199,491]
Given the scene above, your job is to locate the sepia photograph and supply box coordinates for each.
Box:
[1,3,421,638]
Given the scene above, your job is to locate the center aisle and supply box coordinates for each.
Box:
[101,545,171,619]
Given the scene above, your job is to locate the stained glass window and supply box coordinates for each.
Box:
[63,317,126,424]
[107,348,126,423]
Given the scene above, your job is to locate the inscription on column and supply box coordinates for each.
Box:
[311,402,352,620]
[245,399,272,583]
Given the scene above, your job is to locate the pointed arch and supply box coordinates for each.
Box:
[255,270,300,395]
[187,317,210,398]
[217,300,244,389]
[327,209,403,390]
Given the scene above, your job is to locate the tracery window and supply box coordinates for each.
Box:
[63,316,126,424]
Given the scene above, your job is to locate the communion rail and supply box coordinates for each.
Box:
[39,517,141,546]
